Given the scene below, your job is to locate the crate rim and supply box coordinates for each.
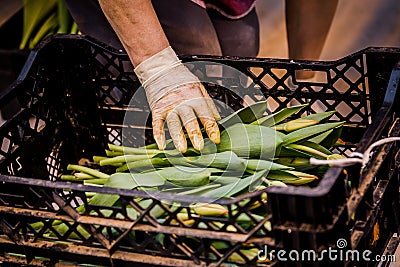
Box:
[1,34,399,112]
[5,34,400,88]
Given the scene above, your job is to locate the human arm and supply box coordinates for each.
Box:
[98,0,221,152]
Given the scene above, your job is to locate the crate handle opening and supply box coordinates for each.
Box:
[294,69,328,84]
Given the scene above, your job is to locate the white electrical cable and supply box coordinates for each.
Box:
[309,137,400,167]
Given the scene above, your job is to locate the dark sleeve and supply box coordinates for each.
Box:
[64,0,123,49]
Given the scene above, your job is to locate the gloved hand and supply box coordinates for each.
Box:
[134,46,221,152]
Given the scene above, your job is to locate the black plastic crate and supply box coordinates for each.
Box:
[0,35,399,267]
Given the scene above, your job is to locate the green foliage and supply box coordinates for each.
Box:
[20,0,78,49]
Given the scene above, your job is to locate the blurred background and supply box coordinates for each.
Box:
[256,0,400,60]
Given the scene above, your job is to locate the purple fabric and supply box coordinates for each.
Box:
[193,0,258,19]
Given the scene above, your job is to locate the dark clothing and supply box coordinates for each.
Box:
[64,0,259,57]
[64,0,124,50]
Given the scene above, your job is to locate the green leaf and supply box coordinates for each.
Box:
[155,233,165,247]
[160,187,188,194]
[217,124,283,159]
[88,193,120,208]
[88,172,166,207]
[267,170,318,185]
[285,144,329,159]
[298,110,336,122]
[252,104,308,127]
[201,170,267,198]
[51,223,91,239]
[319,126,343,148]
[108,172,166,188]
[138,199,166,218]
[293,141,333,157]
[308,129,333,144]
[177,183,221,195]
[282,122,344,145]
[283,177,317,185]
[116,158,171,172]
[67,164,109,179]
[57,0,72,34]
[106,150,124,157]
[20,0,57,49]
[274,110,337,132]
[277,146,316,158]
[274,157,315,171]
[156,146,200,156]
[99,154,154,166]
[274,119,319,132]
[232,212,265,223]
[70,21,79,34]
[29,12,58,49]
[162,167,211,187]
[245,159,293,171]
[266,170,299,181]
[161,158,199,168]
[211,241,230,250]
[210,176,241,185]
[168,151,246,171]
[108,144,163,155]
[218,101,268,128]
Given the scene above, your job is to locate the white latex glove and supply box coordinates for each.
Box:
[134,46,221,152]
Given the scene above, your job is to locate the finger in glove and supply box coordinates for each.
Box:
[199,84,221,120]
[193,99,220,145]
[166,111,187,153]
[152,117,167,150]
[176,104,204,150]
